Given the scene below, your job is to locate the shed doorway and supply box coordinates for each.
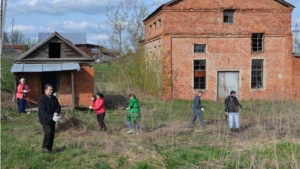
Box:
[217,71,239,101]
[41,72,57,94]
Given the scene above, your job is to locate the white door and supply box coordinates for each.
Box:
[218,72,239,101]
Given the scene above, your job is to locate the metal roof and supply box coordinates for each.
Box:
[38,32,87,44]
[11,63,80,72]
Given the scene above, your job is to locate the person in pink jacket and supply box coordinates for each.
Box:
[90,93,107,132]
[16,78,30,113]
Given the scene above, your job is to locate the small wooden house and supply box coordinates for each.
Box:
[11,32,95,108]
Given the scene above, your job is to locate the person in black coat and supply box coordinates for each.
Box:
[191,91,205,126]
[38,84,61,152]
[225,90,242,132]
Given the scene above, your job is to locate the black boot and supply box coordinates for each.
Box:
[230,128,234,132]
[235,128,240,133]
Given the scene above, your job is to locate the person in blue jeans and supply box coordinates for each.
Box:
[225,90,242,133]
[191,91,205,126]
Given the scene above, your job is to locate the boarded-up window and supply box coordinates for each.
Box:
[91,48,99,54]
[194,60,206,89]
[49,43,60,58]
[251,59,263,88]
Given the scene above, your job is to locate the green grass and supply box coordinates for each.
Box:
[2,51,300,169]
[2,98,299,168]
[1,52,18,92]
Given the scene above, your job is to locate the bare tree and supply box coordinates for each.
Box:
[10,30,25,44]
[103,0,154,54]
[293,22,300,54]
[3,31,9,44]
[25,37,38,50]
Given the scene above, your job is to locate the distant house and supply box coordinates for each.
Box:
[11,32,95,108]
[38,32,103,58]
[2,44,28,53]
[76,43,103,58]
[144,0,299,100]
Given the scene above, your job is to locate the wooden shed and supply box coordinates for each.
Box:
[11,32,95,109]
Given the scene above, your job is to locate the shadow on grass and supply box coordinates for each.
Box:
[53,146,67,153]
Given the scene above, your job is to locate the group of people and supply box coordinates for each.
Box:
[17,78,240,153]
[35,83,141,152]
[88,93,141,135]
[191,90,242,132]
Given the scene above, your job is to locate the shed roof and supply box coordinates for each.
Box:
[11,63,80,72]
[38,32,87,44]
[15,32,94,63]
[144,0,295,22]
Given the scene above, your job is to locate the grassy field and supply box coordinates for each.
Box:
[1,53,300,169]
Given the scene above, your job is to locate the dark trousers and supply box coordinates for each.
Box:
[97,113,107,131]
[42,122,56,150]
[191,108,204,125]
[17,98,26,113]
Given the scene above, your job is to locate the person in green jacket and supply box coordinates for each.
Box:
[125,93,141,135]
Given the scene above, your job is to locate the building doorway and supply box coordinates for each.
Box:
[217,71,239,101]
[41,72,57,94]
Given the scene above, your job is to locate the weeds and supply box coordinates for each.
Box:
[1,50,300,169]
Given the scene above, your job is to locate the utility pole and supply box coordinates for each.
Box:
[292,22,300,54]
[0,0,8,55]
[11,18,14,44]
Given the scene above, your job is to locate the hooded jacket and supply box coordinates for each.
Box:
[225,96,242,113]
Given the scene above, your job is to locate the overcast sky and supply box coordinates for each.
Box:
[3,0,300,45]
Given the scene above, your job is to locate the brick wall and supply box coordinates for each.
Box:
[58,71,73,106]
[144,0,295,100]
[293,57,300,100]
[170,36,293,100]
[74,65,94,107]
[15,65,94,107]
[15,73,41,103]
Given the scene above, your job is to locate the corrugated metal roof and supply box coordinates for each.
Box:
[11,63,80,72]
[43,64,61,71]
[38,32,87,44]
[61,63,80,71]
[24,64,43,72]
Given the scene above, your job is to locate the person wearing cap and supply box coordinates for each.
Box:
[16,78,31,114]
[225,90,242,133]
[38,84,61,152]
[191,90,205,126]
[90,93,107,132]
[125,93,141,135]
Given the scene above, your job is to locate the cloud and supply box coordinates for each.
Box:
[63,21,98,30]
[88,34,109,43]
[7,0,119,16]
[6,21,101,36]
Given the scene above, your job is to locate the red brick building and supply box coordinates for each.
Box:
[144,0,299,100]
[11,32,94,108]
[2,44,28,53]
